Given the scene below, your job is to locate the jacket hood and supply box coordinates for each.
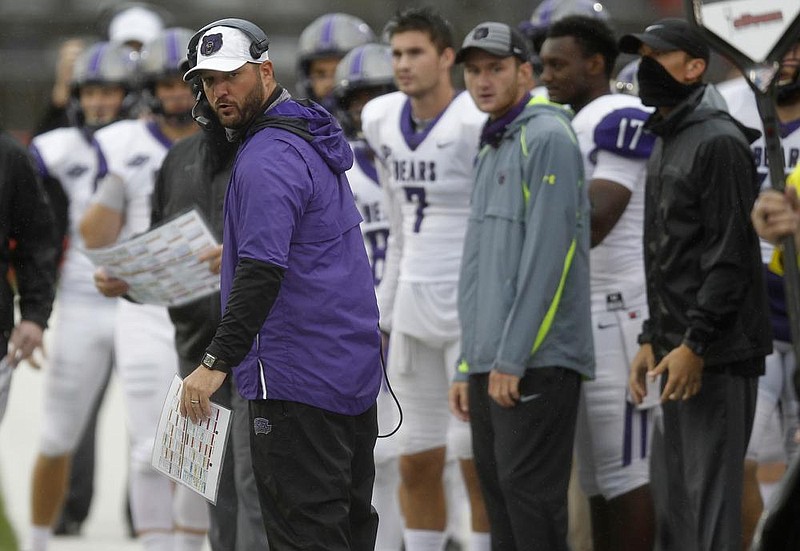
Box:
[505,96,574,136]
[246,95,353,175]
[647,84,761,144]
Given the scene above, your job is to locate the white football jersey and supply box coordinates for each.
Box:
[30,127,105,298]
[347,139,390,287]
[721,79,800,262]
[361,90,485,323]
[572,94,655,295]
[92,119,172,241]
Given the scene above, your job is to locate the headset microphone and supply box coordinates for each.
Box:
[191,93,213,129]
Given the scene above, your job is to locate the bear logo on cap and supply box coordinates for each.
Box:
[473,27,489,40]
[202,33,223,56]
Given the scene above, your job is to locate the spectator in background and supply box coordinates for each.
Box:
[107,3,165,52]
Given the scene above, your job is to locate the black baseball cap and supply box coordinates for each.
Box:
[619,18,709,62]
[455,21,532,64]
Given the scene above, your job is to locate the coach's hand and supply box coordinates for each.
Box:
[629,343,655,405]
[449,382,469,421]
[649,344,704,403]
[488,369,520,408]
[198,245,223,275]
[93,267,129,297]
[180,366,227,423]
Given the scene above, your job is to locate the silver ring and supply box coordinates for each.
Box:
[190,400,200,404]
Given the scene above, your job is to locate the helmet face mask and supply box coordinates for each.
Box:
[614,59,640,96]
[296,13,376,101]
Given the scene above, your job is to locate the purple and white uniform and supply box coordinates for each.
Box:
[570,94,658,500]
[361,90,485,456]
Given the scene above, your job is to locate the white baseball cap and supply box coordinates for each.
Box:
[108,6,164,46]
[183,26,269,81]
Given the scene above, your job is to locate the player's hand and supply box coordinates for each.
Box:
[179,366,227,423]
[449,382,470,421]
[4,320,45,368]
[629,343,656,405]
[198,245,223,275]
[488,369,520,408]
[93,267,129,297]
[649,344,704,402]
[751,187,800,245]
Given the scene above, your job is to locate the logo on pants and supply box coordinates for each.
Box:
[254,417,272,436]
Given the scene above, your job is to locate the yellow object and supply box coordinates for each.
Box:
[788,163,800,189]
[767,164,800,276]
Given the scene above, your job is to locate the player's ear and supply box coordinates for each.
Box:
[684,56,706,83]
[440,46,455,69]
[518,59,533,81]
[586,52,605,77]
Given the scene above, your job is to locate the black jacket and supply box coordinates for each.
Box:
[639,85,772,374]
[0,130,58,350]
[150,125,236,364]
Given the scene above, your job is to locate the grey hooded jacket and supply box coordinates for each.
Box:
[456,97,595,381]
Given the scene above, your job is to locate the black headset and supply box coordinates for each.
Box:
[187,19,270,129]
[186,18,270,69]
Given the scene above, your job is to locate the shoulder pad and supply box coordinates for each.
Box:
[593,107,655,159]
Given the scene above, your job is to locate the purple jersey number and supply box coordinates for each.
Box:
[365,228,389,286]
[404,186,428,233]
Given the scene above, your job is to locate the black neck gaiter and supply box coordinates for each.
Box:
[637,55,702,108]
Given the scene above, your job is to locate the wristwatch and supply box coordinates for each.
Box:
[201,352,230,373]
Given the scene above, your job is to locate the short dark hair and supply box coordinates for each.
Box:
[384,6,454,53]
[546,15,619,79]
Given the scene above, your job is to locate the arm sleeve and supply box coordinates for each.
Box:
[9,148,58,328]
[362,103,401,333]
[684,135,761,348]
[204,257,285,370]
[494,120,585,377]
[592,149,648,193]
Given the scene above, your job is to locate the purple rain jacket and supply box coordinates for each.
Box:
[214,97,382,415]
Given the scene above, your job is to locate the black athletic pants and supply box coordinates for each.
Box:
[650,367,759,551]
[249,399,378,550]
[469,367,581,551]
